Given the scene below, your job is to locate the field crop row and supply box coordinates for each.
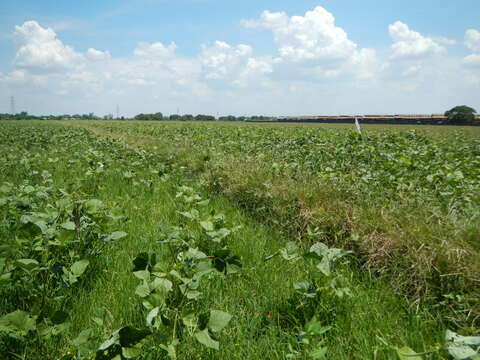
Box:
[76,121,480,331]
[0,121,479,359]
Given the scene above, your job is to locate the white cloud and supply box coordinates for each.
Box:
[465,29,480,52]
[463,54,480,68]
[389,21,445,59]
[462,30,480,80]
[432,36,456,46]
[243,6,357,62]
[2,14,479,117]
[133,42,177,58]
[200,41,272,87]
[242,6,382,82]
[86,48,111,61]
[14,21,84,71]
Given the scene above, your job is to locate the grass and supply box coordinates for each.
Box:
[0,120,477,359]
[70,120,480,330]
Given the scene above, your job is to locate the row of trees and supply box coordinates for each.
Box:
[0,111,274,122]
[1,106,476,123]
[0,112,109,121]
[133,113,275,122]
[134,113,217,121]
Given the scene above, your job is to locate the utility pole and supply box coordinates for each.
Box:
[10,96,15,115]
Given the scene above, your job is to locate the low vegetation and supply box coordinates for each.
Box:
[0,120,479,359]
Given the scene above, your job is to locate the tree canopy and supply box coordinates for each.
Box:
[444,105,477,123]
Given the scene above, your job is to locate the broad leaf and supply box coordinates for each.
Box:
[61,221,76,230]
[14,259,39,272]
[0,310,37,337]
[71,259,89,277]
[146,307,159,326]
[309,347,328,359]
[105,231,127,242]
[135,283,151,298]
[396,347,423,360]
[208,310,232,333]
[200,220,214,232]
[72,329,93,347]
[118,326,151,348]
[83,199,103,214]
[195,328,219,350]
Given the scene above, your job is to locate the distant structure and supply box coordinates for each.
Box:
[10,96,15,115]
[116,104,120,119]
[276,114,480,125]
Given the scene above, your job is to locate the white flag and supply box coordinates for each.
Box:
[354,118,362,135]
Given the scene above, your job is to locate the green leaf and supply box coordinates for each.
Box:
[310,242,329,258]
[293,281,310,291]
[72,329,93,347]
[446,330,480,346]
[195,328,219,350]
[146,307,159,326]
[14,258,39,272]
[105,231,127,242]
[0,272,11,284]
[185,248,208,261]
[200,220,214,232]
[132,253,149,271]
[98,330,119,351]
[160,339,178,360]
[305,317,330,336]
[316,258,331,276]
[118,326,151,348]
[309,347,328,359]
[182,313,198,328]
[132,252,156,271]
[61,221,76,230]
[280,241,300,261]
[122,347,141,359]
[51,310,69,325]
[0,310,37,337]
[133,270,150,282]
[446,344,478,359]
[177,209,199,220]
[208,310,232,333]
[396,347,423,360]
[71,259,89,277]
[445,330,480,360]
[83,199,103,214]
[151,278,173,294]
[135,283,151,298]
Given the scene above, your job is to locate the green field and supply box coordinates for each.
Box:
[1,120,479,359]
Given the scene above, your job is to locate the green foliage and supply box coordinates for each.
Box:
[445,105,477,123]
[2,120,478,359]
[134,112,164,121]
[80,120,480,332]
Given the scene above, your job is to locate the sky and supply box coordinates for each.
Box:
[0,0,479,117]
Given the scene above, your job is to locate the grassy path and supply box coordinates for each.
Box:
[58,121,447,359]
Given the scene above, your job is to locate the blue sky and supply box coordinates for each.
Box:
[1,1,479,116]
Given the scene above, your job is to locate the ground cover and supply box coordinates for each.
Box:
[0,121,478,359]
[73,120,480,332]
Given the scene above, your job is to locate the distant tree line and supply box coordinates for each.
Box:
[0,112,277,122]
[0,112,108,120]
[133,113,276,122]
